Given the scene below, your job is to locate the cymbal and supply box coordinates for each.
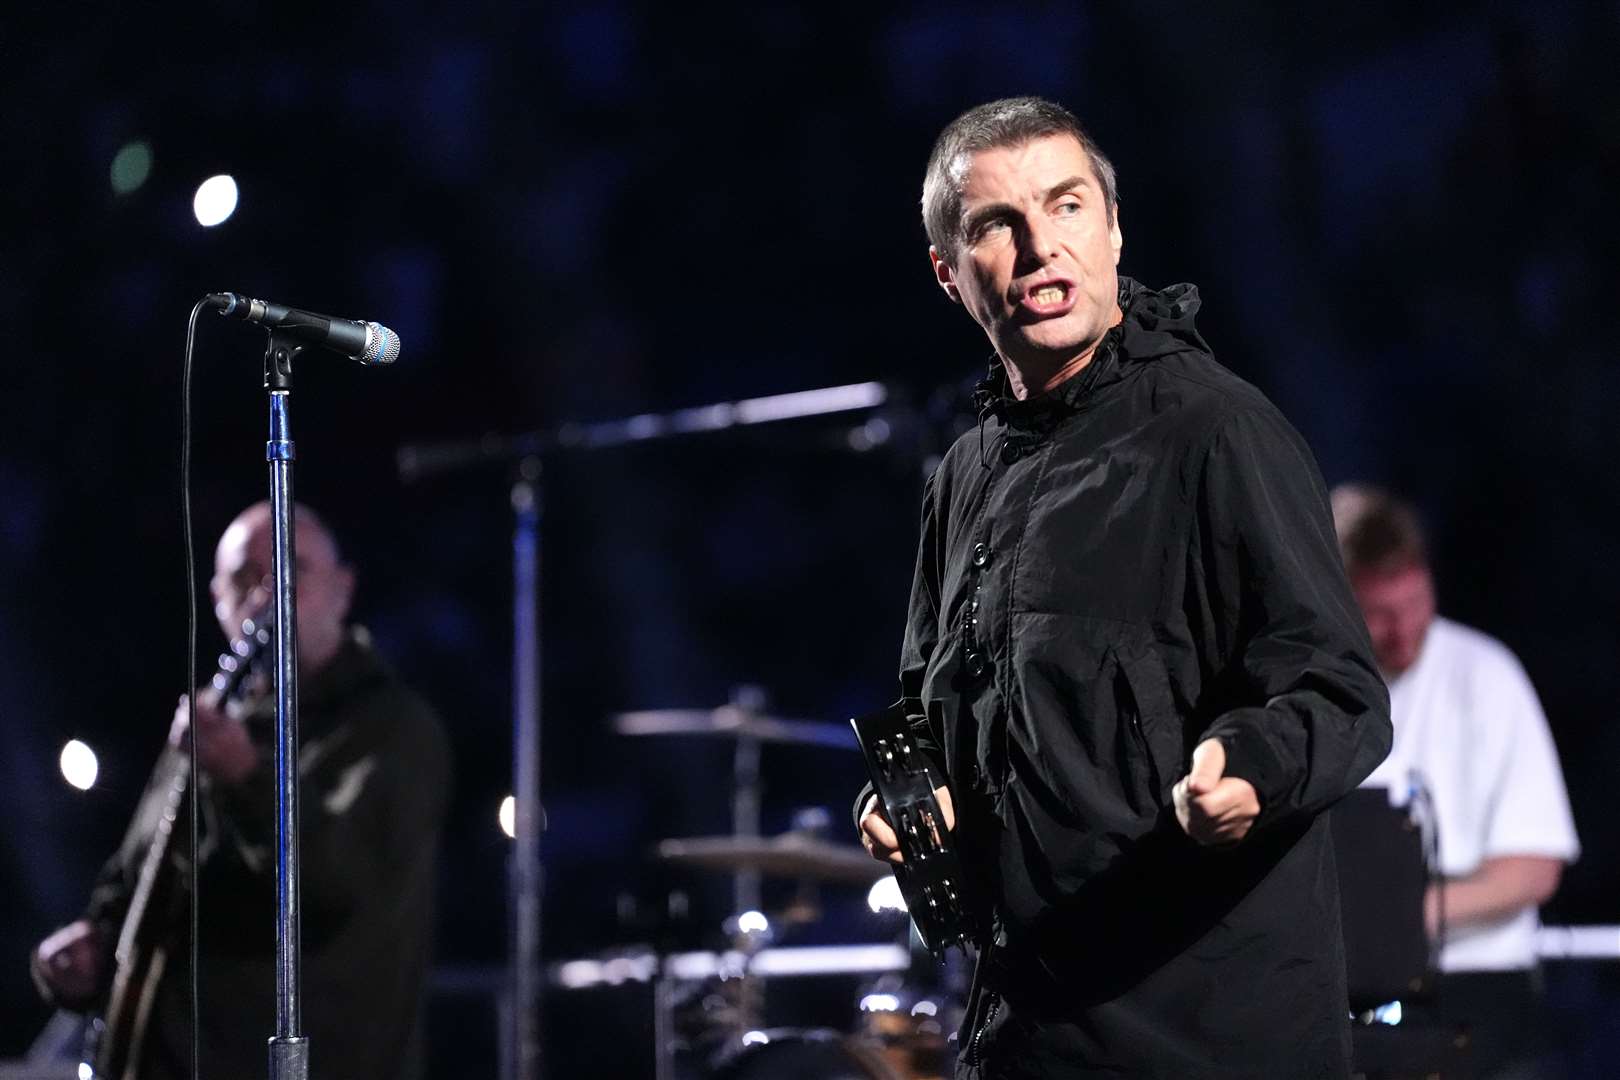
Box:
[614,705,857,750]
[657,834,887,885]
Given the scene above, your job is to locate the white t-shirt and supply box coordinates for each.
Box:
[1361,616,1580,972]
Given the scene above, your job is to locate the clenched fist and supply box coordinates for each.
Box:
[1173,738,1259,845]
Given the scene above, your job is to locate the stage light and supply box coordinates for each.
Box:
[110,141,152,196]
[736,910,769,935]
[498,794,516,838]
[866,875,905,913]
[60,740,98,791]
[740,1031,769,1047]
[193,174,239,227]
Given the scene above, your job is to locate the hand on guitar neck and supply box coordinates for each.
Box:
[858,786,956,864]
[31,918,105,1011]
[168,690,261,786]
[33,686,262,1013]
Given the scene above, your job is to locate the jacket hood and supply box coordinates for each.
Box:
[1120,277,1209,361]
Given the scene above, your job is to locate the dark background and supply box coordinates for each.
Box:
[4,1,1618,1074]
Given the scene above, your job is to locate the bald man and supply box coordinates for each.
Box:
[32,502,451,1080]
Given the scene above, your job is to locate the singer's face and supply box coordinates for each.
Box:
[930,134,1123,381]
[211,503,354,674]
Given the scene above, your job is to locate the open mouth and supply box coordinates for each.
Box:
[1017,279,1076,317]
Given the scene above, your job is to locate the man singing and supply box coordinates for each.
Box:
[857,97,1392,1078]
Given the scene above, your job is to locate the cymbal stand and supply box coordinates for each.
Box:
[729,685,766,918]
[395,380,891,1080]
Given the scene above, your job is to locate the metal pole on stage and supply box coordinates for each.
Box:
[509,458,544,1080]
[264,331,309,1080]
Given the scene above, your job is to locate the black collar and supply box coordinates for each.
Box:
[971,277,1140,434]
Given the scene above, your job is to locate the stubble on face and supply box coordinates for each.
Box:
[932,134,1124,398]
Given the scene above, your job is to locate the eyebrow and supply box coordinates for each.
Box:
[1045,175,1092,202]
[962,175,1093,234]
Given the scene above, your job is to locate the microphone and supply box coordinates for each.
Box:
[206,292,401,366]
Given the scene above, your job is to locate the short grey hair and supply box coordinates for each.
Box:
[922,96,1118,265]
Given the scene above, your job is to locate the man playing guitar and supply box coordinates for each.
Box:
[32,502,450,1080]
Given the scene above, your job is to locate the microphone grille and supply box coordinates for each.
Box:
[361,322,402,366]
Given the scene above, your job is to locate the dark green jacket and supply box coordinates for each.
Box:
[89,631,450,1080]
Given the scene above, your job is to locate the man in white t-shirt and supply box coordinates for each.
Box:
[1332,484,1579,1078]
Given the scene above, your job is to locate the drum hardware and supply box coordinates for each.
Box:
[613,706,860,750]
[621,846,954,1080]
[854,973,956,1080]
[616,686,859,916]
[618,688,960,1076]
[616,841,932,1080]
[707,1027,898,1079]
[655,834,889,887]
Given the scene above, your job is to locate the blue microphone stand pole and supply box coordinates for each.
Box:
[263,330,309,1080]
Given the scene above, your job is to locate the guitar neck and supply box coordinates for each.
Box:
[95,617,273,1077]
[113,662,258,963]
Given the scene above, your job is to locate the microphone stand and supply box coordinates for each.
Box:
[263,330,308,1080]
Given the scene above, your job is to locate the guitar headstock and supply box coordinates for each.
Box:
[210,607,276,703]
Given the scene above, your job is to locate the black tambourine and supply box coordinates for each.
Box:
[851,703,980,955]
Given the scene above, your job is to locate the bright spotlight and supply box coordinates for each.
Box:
[498,795,516,839]
[60,740,99,791]
[736,910,770,935]
[110,141,153,196]
[866,875,905,914]
[193,174,239,227]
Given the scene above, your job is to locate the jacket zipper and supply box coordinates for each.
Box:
[967,989,1000,1069]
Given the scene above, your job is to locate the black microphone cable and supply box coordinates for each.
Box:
[181,296,206,1080]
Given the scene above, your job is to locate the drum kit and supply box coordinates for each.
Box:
[554,695,965,1080]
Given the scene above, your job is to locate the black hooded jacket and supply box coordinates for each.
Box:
[888,278,1391,1078]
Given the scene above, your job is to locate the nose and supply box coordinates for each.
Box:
[1017,211,1061,267]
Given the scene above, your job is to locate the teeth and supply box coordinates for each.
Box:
[1033,286,1064,304]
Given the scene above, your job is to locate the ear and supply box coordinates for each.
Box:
[1109,208,1123,266]
[930,245,962,305]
